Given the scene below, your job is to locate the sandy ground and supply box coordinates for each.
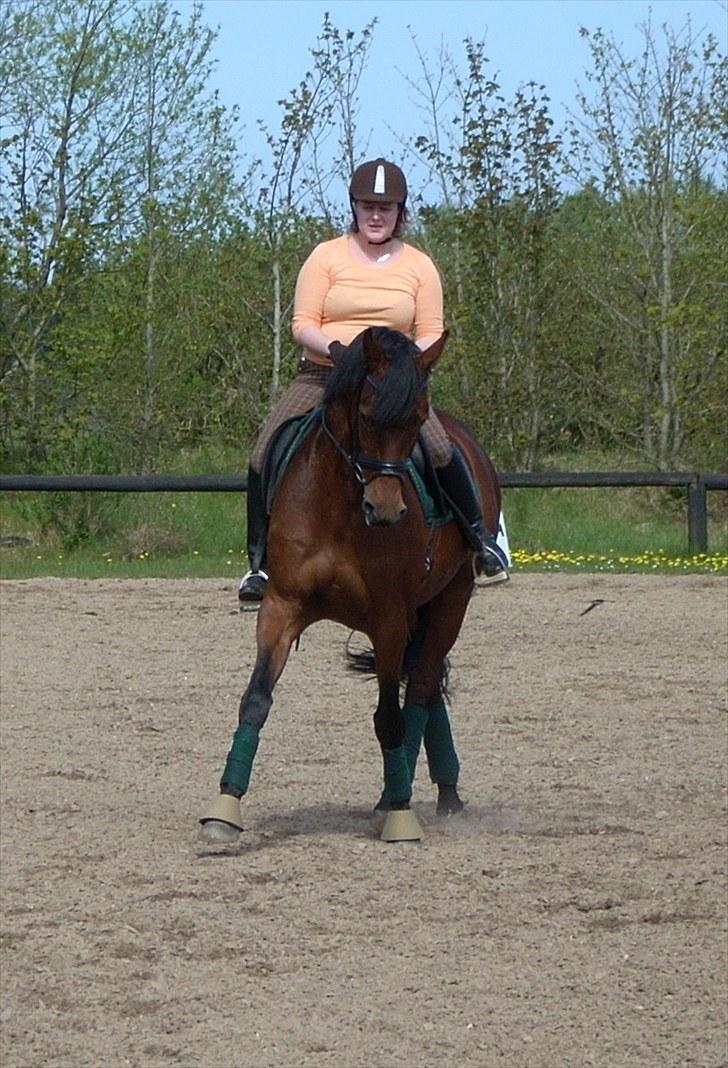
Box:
[1,573,726,1068]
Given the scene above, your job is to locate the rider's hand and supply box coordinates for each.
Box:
[328,341,345,365]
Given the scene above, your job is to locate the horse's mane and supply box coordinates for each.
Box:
[323,327,426,426]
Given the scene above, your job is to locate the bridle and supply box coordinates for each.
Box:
[319,372,426,487]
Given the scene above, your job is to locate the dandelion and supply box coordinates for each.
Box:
[509,545,726,574]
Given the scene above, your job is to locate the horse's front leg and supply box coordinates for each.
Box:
[200,595,299,842]
[372,625,424,843]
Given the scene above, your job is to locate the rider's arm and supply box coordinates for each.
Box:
[413,252,444,352]
[295,324,337,361]
[292,242,340,364]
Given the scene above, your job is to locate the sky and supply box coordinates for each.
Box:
[191,0,726,194]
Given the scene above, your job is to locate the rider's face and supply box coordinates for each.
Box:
[354,200,399,243]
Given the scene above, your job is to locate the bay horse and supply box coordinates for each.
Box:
[200,326,503,843]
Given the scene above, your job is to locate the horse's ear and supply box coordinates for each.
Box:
[362,327,388,379]
[418,331,448,374]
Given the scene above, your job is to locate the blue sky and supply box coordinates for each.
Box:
[193,0,726,193]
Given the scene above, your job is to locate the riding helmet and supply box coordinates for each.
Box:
[349,158,408,205]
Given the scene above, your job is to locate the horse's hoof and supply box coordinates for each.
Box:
[199,819,241,844]
[436,786,465,817]
[381,808,423,843]
[199,794,244,842]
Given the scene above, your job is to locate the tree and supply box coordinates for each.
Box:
[117,0,240,472]
[409,37,564,467]
[569,18,727,468]
[0,0,241,474]
[0,0,137,459]
[251,13,375,401]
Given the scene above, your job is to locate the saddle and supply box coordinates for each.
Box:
[260,408,452,526]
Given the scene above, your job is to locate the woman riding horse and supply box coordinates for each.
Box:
[202,325,503,843]
[238,157,509,608]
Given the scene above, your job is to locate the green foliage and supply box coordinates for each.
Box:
[0,0,725,545]
[567,22,728,468]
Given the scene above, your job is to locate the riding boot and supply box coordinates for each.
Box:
[437,447,509,581]
[238,467,270,609]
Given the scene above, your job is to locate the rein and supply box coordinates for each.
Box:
[320,405,411,485]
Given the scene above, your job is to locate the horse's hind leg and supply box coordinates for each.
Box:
[200,595,299,842]
[424,700,465,816]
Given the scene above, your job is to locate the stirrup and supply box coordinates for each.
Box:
[472,542,509,587]
[473,564,510,587]
[238,569,269,611]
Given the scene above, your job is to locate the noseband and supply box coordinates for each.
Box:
[320,372,426,487]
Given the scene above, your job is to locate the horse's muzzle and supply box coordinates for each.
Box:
[362,495,408,527]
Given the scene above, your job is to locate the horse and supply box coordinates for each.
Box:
[200,326,503,843]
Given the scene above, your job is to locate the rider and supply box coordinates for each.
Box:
[238,157,509,607]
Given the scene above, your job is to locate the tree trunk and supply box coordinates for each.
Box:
[271,252,281,400]
[141,222,158,475]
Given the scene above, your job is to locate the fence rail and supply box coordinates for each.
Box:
[2,471,726,554]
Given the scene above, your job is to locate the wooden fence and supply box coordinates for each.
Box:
[2,469,721,551]
[2,471,726,553]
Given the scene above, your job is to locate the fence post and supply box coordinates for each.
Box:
[687,477,708,555]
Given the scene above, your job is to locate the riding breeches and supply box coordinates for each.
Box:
[250,357,453,473]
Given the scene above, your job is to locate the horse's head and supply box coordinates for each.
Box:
[323,327,447,527]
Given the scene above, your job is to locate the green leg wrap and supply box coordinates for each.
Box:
[424,699,459,785]
[382,746,412,805]
[403,703,430,781]
[380,704,430,804]
[220,722,260,794]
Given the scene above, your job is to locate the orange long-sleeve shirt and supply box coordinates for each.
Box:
[292,235,443,365]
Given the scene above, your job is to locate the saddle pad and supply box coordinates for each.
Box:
[262,408,321,513]
[405,458,453,527]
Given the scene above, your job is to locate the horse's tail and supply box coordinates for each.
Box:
[344,603,450,699]
[344,632,377,675]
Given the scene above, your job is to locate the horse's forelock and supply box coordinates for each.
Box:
[370,329,425,425]
[323,333,368,405]
[323,328,425,425]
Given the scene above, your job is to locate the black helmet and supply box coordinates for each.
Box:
[349,158,407,205]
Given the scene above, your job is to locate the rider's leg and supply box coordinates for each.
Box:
[436,447,509,579]
[238,466,269,606]
[239,359,330,606]
[420,409,508,581]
